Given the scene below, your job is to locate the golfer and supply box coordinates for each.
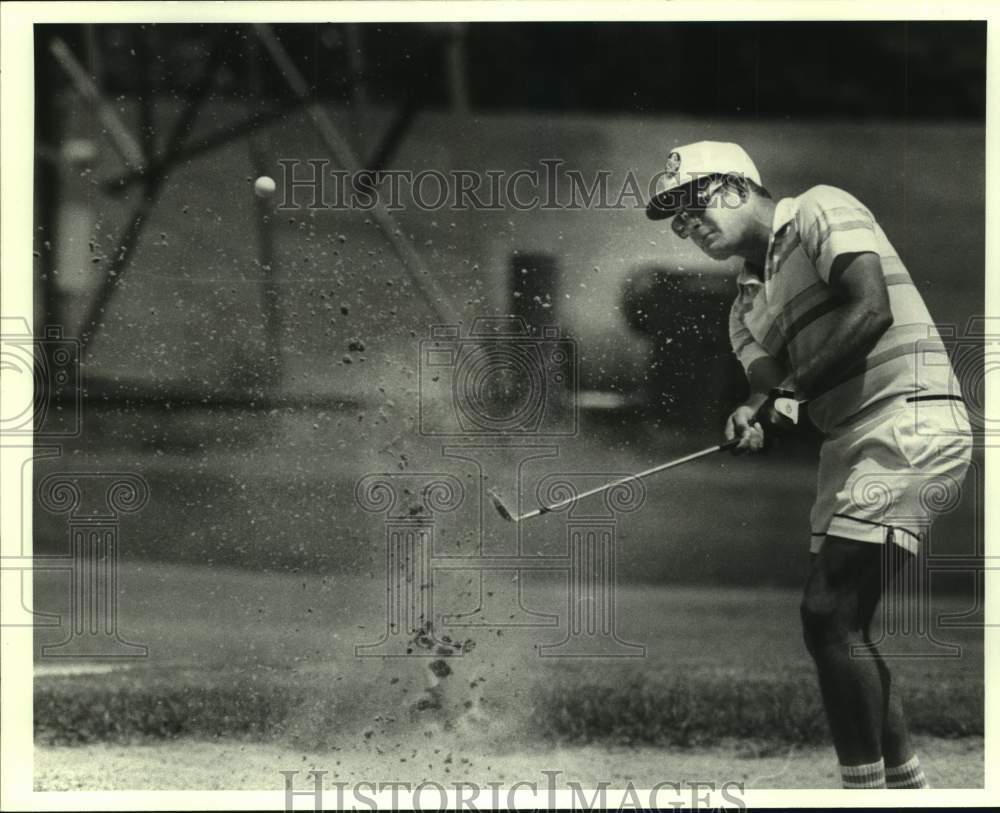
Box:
[647,141,972,789]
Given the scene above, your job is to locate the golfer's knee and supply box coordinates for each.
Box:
[800,592,855,657]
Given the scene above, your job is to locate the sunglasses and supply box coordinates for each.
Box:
[671,209,704,239]
[669,178,734,239]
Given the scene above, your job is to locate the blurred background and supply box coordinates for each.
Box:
[30,21,985,586]
[24,21,988,782]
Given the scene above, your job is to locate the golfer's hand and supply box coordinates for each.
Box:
[724,405,765,455]
[759,388,801,433]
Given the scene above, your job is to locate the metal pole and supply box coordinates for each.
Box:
[344,24,370,148]
[34,30,64,331]
[103,100,302,195]
[49,38,145,171]
[246,34,282,392]
[253,23,458,326]
[446,23,470,114]
[78,36,231,355]
[136,26,156,163]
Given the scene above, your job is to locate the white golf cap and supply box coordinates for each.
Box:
[646,141,761,220]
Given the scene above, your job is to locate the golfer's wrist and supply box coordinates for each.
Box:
[745,392,769,413]
[778,374,805,399]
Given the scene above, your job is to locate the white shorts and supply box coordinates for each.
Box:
[810,399,973,555]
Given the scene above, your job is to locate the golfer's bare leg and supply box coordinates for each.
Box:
[872,649,913,766]
[859,544,914,768]
[800,537,893,766]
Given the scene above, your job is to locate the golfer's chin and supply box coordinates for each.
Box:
[694,237,733,261]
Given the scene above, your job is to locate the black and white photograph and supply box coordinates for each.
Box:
[1,2,996,809]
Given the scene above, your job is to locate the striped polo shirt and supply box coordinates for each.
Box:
[728,185,957,433]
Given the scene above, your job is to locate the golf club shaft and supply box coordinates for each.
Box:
[517,438,740,521]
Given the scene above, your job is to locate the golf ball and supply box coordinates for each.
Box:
[254,175,276,198]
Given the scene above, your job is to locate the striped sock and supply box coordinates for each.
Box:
[886,755,930,788]
[841,758,886,789]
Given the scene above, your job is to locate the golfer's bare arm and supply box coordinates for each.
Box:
[724,355,785,442]
[732,252,890,414]
[743,356,787,412]
[789,252,893,397]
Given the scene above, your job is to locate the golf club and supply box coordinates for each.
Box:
[488,437,740,523]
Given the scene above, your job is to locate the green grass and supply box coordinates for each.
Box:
[35,660,982,748]
[530,666,982,748]
[34,669,298,746]
[33,564,984,749]
[533,670,826,747]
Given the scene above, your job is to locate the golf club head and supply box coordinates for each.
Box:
[487,488,516,522]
